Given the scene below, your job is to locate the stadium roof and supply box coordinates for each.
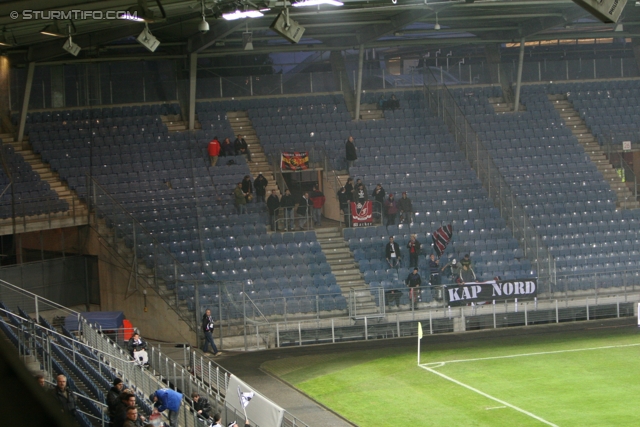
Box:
[0,0,639,64]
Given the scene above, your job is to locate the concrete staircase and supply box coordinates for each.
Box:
[161,114,196,132]
[359,103,384,120]
[0,133,88,234]
[548,94,639,209]
[488,97,526,113]
[315,227,380,317]
[227,111,278,194]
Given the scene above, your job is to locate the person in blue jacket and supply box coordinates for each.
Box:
[150,388,183,427]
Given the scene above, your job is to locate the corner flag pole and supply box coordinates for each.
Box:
[417,322,423,365]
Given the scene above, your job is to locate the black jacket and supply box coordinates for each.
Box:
[51,386,77,416]
[107,386,122,417]
[337,189,349,207]
[297,196,312,216]
[202,313,215,333]
[194,397,213,416]
[385,242,401,260]
[373,186,385,204]
[266,194,280,215]
[280,193,296,209]
[127,337,147,354]
[254,176,268,196]
[405,272,422,287]
[345,139,357,161]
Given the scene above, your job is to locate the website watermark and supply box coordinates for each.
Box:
[10,10,139,21]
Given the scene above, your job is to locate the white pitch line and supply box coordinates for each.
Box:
[429,342,640,365]
[486,406,507,410]
[420,364,559,427]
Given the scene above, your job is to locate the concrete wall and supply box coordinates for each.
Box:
[93,227,196,344]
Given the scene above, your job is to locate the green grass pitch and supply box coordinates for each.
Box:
[263,324,640,427]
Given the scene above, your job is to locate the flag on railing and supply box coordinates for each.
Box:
[432,223,453,258]
[238,386,254,409]
[281,151,309,171]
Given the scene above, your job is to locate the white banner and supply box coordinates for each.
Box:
[226,374,285,427]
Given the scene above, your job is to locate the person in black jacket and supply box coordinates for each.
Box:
[372,183,385,221]
[266,189,280,231]
[127,333,147,357]
[253,173,268,203]
[280,189,296,231]
[345,136,357,173]
[241,175,253,203]
[405,267,422,304]
[107,378,124,425]
[191,392,213,421]
[51,374,77,418]
[337,186,350,227]
[385,236,401,268]
[407,234,421,269]
[202,309,221,356]
[296,192,312,230]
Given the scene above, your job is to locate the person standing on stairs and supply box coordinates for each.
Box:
[208,137,221,167]
[345,136,357,173]
[253,173,268,203]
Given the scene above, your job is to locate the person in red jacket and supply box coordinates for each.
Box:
[208,137,221,166]
[309,184,326,226]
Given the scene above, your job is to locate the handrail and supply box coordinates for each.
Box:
[421,67,556,293]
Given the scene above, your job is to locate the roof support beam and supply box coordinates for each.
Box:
[187,21,247,53]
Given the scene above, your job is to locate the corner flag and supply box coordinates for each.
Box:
[418,322,423,339]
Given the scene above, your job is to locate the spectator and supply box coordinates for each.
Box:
[459,264,477,284]
[345,136,357,173]
[202,309,221,356]
[441,258,461,282]
[208,137,221,166]
[221,138,234,157]
[212,414,223,427]
[309,185,326,226]
[296,192,312,230]
[191,392,213,421]
[378,94,387,110]
[372,183,385,220]
[460,253,472,269]
[227,421,250,427]
[344,177,355,203]
[150,388,183,427]
[385,286,402,308]
[384,193,399,226]
[385,236,401,269]
[115,393,148,427]
[234,134,251,160]
[266,189,280,231]
[51,374,77,418]
[337,186,350,227]
[127,332,147,358]
[35,373,47,388]
[234,182,247,215]
[353,180,368,206]
[428,254,441,284]
[405,267,422,304]
[280,189,296,231]
[407,234,421,268]
[253,173,268,203]
[123,407,141,427]
[241,175,253,203]
[107,378,124,423]
[388,94,400,110]
[398,192,413,224]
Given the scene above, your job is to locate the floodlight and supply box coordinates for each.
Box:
[0,30,16,47]
[434,12,440,30]
[242,32,253,50]
[222,10,264,20]
[292,0,343,6]
[41,22,65,37]
[136,24,160,52]
[63,36,81,56]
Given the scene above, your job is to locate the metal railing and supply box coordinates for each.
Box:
[603,138,638,204]
[422,67,557,293]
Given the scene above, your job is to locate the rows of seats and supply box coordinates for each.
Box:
[456,83,640,291]
[12,103,180,125]
[0,145,67,218]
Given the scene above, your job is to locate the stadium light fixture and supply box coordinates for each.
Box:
[222,9,264,20]
[40,21,65,37]
[292,0,343,7]
[62,35,81,56]
[434,12,441,30]
[136,23,160,52]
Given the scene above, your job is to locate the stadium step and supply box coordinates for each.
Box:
[316,227,379,312]
[227,111,279,194]
[488,97,526,113]
[549,94,640,209]
[359,103,384,120]
[0,134,89,234]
